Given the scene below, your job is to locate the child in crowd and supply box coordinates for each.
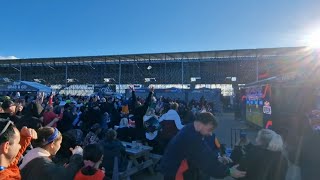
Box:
[74,144,105,180]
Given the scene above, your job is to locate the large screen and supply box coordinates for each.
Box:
[245,85,271,127]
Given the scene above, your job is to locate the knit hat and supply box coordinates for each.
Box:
[1,100,15,110]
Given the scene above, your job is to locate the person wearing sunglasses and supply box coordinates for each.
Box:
[0,119,37,180]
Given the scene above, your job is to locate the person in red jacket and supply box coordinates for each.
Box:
[0,119,37,180]
[74,144,105,180]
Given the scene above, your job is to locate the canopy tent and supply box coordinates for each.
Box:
[0,81,52,94]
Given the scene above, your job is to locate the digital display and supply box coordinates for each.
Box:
[245,85,272,128]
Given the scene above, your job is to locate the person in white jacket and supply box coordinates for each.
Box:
[158,102,184,130]
[158,102,184,153]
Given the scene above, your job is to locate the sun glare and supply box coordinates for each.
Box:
[304,29,320,48]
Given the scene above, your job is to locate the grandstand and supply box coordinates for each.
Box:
[0,47,313,91]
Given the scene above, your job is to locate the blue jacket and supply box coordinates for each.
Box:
[160,123,229,178]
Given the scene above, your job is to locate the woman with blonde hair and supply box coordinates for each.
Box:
[238,129,288,180]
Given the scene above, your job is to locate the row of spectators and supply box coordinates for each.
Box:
[0,87,218,179]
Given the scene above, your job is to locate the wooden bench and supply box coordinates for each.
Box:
[149,153,162,165]
[118,159,154,180]
[111,142,162,180]
[112,154,163,180]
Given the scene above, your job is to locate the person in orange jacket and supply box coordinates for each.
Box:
[0,119,37,180]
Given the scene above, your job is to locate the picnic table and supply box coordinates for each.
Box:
[116,141,161,180]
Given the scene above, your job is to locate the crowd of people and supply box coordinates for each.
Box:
[0,86,316,180]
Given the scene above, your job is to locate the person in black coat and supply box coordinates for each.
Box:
[130,86,154,140]
[99,129,128,176]
[57,103,77,133]
[238,129,288,180]
[16,102,43,131]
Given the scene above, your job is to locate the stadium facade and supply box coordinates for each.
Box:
[0,46,314,95]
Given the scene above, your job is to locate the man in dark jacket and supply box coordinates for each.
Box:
[160,112,246,180]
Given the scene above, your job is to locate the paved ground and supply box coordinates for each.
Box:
[214,113,258,148]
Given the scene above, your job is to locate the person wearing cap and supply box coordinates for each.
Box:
[0,100,21,126]
[20,127,83,180]
[0,119,37,180]
[1,100,16,116]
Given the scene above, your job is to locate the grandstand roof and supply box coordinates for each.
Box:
[0,46,311,67]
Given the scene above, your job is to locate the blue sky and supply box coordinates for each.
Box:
[1,0,320,59]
